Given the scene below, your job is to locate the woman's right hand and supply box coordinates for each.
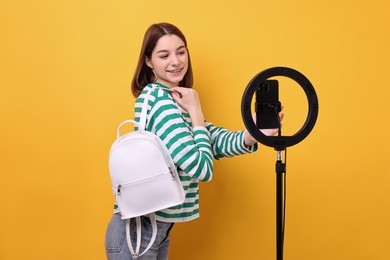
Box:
[169,87,205,127]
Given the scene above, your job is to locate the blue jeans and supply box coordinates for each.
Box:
[105,214,174,260]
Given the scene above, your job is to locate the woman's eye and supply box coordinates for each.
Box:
[178,51,186,56]
[159,55,168,59]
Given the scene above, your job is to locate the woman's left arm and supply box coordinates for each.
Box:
[206,122,258,160]
[208,112,284,158]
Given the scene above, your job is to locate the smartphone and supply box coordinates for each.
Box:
[255,80,281,129]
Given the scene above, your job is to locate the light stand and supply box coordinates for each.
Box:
[241,67,319,260]
[276,150,286,260]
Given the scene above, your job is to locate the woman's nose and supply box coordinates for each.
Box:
[170,55,180,65]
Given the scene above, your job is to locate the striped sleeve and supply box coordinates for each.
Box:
[206,122,258,160]
[136,85,214,182]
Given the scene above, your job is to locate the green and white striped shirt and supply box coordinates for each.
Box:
[115,82,258,223]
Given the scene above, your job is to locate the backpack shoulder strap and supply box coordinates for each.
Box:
[125,213,158,259]
[139,85,155,131]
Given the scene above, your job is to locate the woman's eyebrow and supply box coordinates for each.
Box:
[156,45,186,54]
[156,49,169,54]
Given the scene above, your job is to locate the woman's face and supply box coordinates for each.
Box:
[146,34,189,88]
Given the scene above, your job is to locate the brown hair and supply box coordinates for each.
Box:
[131,23,193,97]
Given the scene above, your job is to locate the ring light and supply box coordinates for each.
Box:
[241,67,319,150]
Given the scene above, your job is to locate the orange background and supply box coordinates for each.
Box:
[1,0,389,259]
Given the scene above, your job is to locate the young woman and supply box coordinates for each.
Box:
[105,22,282,260]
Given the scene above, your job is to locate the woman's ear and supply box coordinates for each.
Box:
[145,56,153,69]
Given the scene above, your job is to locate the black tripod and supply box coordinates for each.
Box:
[274,118,286,260]
[275,149,286,260]
[241,67,319,260]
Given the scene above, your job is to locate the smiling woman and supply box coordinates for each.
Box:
[104,22,282,260]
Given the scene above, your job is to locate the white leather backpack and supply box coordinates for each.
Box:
[108,86,185,258]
